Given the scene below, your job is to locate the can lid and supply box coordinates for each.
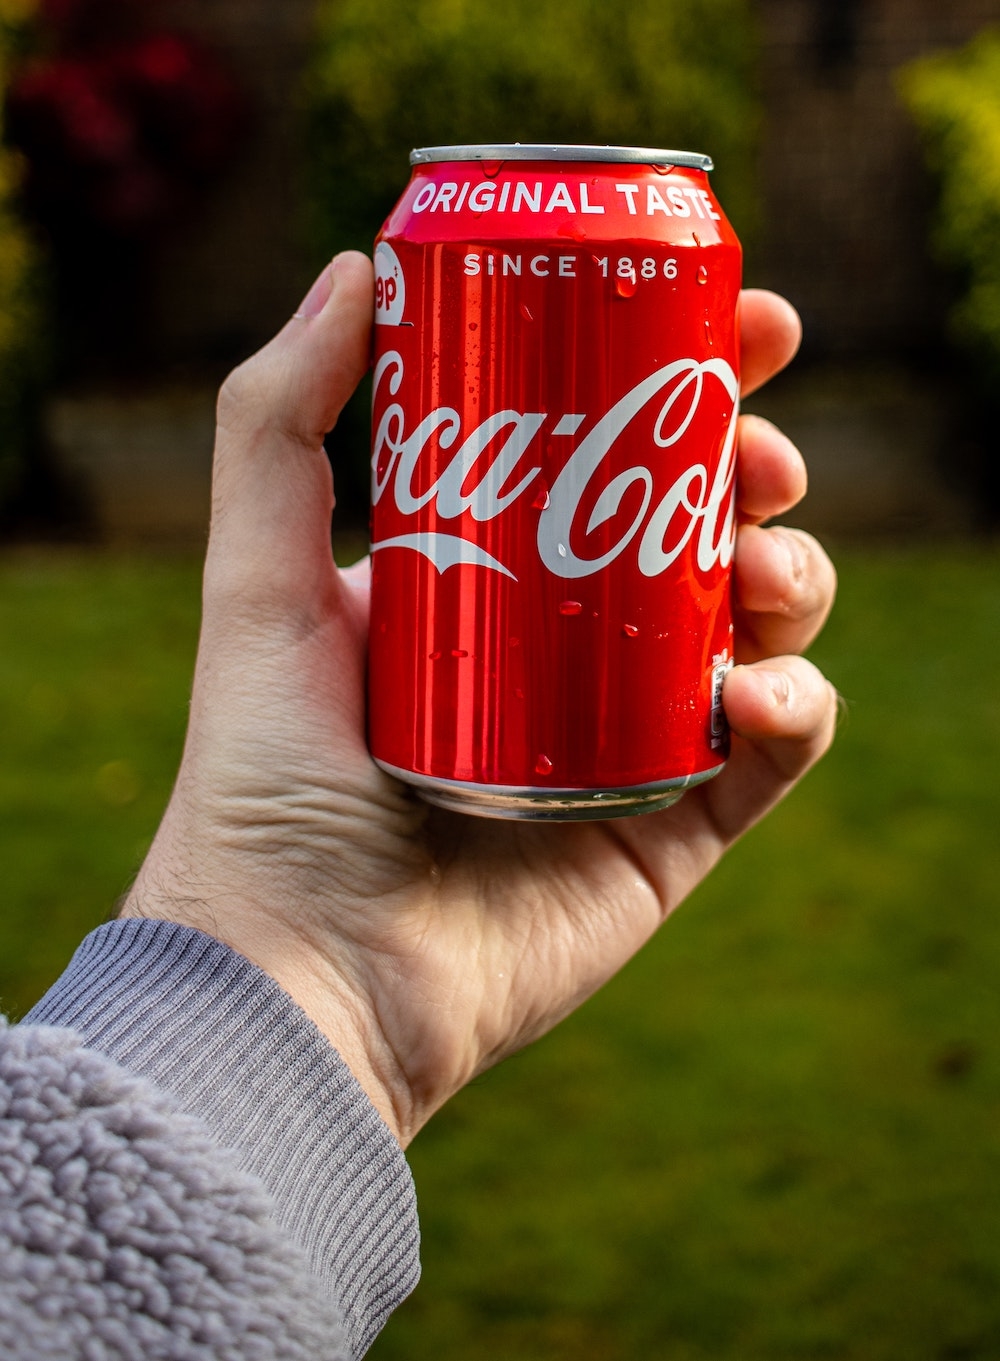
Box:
[410,143,714,171]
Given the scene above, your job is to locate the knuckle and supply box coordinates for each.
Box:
[217,357,267,436]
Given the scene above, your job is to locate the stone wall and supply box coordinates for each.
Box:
[42,0,997,541]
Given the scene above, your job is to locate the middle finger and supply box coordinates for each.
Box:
[737,413,808,526]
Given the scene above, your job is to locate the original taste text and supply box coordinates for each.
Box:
[413,178,721,220]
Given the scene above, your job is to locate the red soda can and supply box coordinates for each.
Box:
[368,144,742,819]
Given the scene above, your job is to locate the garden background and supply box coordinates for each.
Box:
[2,1,1000,1358]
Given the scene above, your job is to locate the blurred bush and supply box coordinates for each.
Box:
[304,0,761,256]
[0,0,42,516]
[4,0,249,381]
[899,28,1000,382]
[5,0,248,244]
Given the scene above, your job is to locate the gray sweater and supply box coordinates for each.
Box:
[2,919,421,1359]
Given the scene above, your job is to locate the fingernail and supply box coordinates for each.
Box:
[294,260,336,320]
[759,668,791,707]
[773,526,807,586]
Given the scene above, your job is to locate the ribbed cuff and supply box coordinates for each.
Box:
[24,919,420,1358]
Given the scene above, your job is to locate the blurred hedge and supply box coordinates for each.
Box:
[899,28,1000,381]
[304,0,761,256]
[0,0,41,515]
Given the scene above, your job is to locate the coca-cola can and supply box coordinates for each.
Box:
[368,144,742,820]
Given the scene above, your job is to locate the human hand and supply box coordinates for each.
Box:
[122,252,838,1147]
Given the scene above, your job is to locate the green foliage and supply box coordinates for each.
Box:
[899,28,1000,378]
[0,0,42,512]
[304,0,761,257]
[2,544,1000,1357]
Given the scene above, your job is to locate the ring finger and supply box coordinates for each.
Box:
[733,522,837,663]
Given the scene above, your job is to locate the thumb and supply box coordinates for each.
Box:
[203,252,374,625]
[216,250,375,450]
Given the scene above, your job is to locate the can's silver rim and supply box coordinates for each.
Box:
[410,143,713,171]
[373,757,725,821]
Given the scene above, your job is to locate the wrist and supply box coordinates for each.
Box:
[120,871,415,1146]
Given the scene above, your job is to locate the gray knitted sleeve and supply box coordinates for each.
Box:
[20,920,421,1358]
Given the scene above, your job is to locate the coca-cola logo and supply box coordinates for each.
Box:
[371,351,738,581]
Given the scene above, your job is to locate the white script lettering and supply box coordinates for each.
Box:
[372,352,738,581]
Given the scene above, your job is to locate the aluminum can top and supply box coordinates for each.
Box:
[410,143,714,171]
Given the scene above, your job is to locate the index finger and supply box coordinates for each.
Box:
[740,290,802,397]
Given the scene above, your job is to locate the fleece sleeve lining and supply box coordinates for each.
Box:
[0,1017,353,1359]
[24,919,420,1357]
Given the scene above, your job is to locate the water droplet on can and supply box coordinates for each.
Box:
[558,600,583,616]
[696,265,709,285]
[468,321,478,331]
[615,275,638,299]
[557,543,568,558]
[519,302,535,323]
[558,222,587,243]
[429,650,442,661]
[623,623,640,637]
[451,648,469,658]
[534,754,554,776]
[532,485,551,510]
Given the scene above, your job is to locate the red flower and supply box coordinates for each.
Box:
[11,59,134,164]
[6,3,249,236]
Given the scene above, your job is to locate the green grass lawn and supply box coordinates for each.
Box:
[2,542,999,1359]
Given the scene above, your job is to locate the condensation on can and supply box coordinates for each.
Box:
[368,144,742,820]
